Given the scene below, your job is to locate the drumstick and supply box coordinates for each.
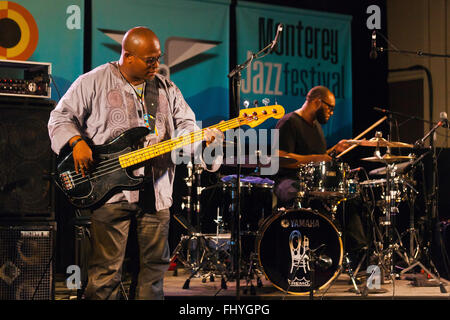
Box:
[336,115,387,158]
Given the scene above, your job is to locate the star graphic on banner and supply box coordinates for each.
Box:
[98,28,221,79]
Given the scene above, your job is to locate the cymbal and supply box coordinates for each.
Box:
[223,155,298,168]
[347,138,413,148]
[361,154,415,163]
[369,161,412,175]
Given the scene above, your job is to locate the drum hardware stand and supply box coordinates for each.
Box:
[243,251,264,295]
[171,162,231,288]
[395,152,429,269]
[393,177,421,267]
[377,127,447,293]
[400,129,449,291]
[372,141,402,290]
[335,198,364,295]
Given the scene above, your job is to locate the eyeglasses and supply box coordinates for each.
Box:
[321,99,335,111]
[131,53,164,66]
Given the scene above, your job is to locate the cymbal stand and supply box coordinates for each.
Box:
[395,151,429,268]
[399,129,449,291]
[396,180,420,266]
[356,140,395,289]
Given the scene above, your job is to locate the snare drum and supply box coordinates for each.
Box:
[257,208,343,294]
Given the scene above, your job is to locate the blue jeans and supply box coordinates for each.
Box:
[84,202,170,300]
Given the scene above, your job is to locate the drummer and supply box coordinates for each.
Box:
[274,86,368,264]
[276,85,349,164]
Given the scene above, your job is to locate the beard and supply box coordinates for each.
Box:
[316,106,328,124]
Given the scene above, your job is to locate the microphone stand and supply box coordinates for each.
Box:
[371,30,447,130]
[374,107,437,127]
[373,30,450,59]
[227,33,279,299]
[376,47,450,59]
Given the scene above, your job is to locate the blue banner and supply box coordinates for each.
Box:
[91,0,230,126]
[236,1,353,146]
[2,0,85,100]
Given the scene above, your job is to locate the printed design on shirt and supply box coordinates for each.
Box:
[125,93,139,128]
[288,231,311,287]
[110,127,127,139]
[108,106,127,139]
[106,88,130,139]
[109,108,127,125]
[106,89,123,108]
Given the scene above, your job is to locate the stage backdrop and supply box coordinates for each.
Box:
[91,0,230,126]
[236,1,353,147]
[0,0,84,100]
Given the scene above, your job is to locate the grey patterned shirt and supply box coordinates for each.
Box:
[48,62,219,211]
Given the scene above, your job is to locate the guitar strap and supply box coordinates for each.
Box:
[140,78,159,213]
[143,78,159,135]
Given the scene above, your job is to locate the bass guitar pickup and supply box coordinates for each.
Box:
[60,171,75,190]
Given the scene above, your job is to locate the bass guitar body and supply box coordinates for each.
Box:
[54,127,149,209]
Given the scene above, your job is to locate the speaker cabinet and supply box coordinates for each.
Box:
[0,222,56,300]
[0,97,55,220]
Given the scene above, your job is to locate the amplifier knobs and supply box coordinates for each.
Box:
[27,82,37,93]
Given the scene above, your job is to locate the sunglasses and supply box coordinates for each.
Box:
[321,99,335,111]
[131,53,164,66]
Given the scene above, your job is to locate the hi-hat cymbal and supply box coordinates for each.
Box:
[361,154,415,163]
[347,138,413,148]
[223,155,298,168]
[369,161,412,175]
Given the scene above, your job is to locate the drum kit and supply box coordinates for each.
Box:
[171,122,446,296]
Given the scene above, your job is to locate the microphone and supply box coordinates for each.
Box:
[270,24,283,51]
[369,30,378,59]
[316,254,333,270]
[415,111,448,147]
[373,106,388,113]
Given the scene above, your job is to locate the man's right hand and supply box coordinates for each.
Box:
[312,154,332,163]
[69,136,93,177]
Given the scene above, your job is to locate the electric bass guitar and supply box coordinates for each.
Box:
[53,105,285,209]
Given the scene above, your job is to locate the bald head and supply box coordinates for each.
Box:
[122,27,160,56]
[119,27,162,84]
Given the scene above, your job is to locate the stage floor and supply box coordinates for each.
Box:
[54,267,450,300]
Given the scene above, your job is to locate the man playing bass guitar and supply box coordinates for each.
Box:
[48,26,223,300]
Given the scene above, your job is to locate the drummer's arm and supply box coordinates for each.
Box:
[327,140,351,155]
[277,149,331,167]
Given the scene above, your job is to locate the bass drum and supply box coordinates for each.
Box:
[257,208,343,294]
